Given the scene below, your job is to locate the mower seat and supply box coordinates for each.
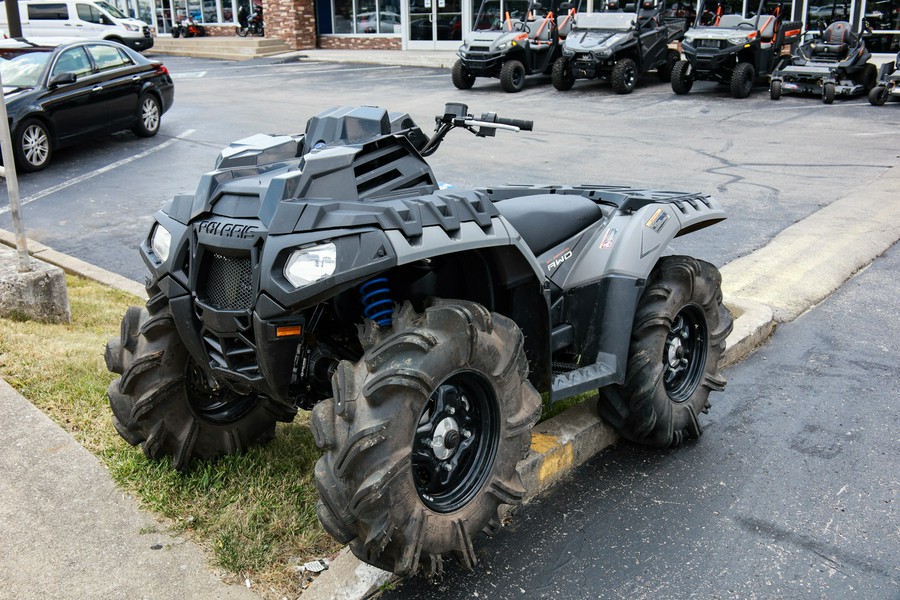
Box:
[494,194,604,256]
[811,21,851,58]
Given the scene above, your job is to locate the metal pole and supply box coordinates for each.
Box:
[0,65,32,272]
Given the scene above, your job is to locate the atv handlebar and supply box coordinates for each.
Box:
[418,103,533,157]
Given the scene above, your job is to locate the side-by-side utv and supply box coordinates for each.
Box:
[671,0,801,98]
[453,0,567,92]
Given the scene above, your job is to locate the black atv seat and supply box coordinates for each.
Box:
[494,194,605,256]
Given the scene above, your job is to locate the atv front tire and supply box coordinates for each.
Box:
[611,58,637,94]
[671,60,693,94]
[500,60,526,93]
[105,289,297,471]
[596,256,732,448]
[730,62,754,98]
[452,59,476,90]
[311,301,541,576]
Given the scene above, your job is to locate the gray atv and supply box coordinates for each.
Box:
[453,0,564,92]
[552,0,684,94]
[106,102,733,577]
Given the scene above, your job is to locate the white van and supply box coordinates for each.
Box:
[0,0,153,51]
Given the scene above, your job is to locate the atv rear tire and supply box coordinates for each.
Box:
[311,301,541,576]
[105,289,297,471]
[730,62,754,98]
[596,256,732,448]
[611,58,637,94]
[500,60,526,93]
[823,82,835,104]
[552,57,575,91]
[868,85,888,106]
[656,49,680,82]
[671,60,693,94]
[452,59,476,90]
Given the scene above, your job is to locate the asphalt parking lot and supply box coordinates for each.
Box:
[1,55,899,282]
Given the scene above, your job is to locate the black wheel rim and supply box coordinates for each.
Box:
[185,359,259,424]
[514,68,523,87]
[412,371,499,513]
[625,66,636,88]
[663,305,708,402]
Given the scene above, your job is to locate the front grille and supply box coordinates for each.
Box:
[697,38,725,49]
[199,253,253,310]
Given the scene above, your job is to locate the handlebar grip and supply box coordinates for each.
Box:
[496,117,534,131]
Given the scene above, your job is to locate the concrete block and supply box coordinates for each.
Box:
[0,248,70,324]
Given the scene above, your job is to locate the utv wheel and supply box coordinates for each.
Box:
[132,93,161,137]
[311,301,541,576]
[770,80,782,100]
[868,85,888,106]
[596,256,733,448]
[105,288,297,471]
[500,60,526,93]
[730,62,754,98]
[552,57,575,91]
[823,82,835,104]
[14,118,52,173]
[611,58,637,94]
[656,49,680,82]
[671,60,693,94]
[452,59,476,90]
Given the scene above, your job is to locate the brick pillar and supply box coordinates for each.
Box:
[265,0,317,50]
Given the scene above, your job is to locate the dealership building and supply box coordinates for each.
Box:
[113,0,898,53]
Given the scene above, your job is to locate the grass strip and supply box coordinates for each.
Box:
[0,274,339,597]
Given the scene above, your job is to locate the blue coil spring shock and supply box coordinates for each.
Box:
[359,277,393,327]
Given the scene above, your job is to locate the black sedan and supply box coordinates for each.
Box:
[0,38,174,172]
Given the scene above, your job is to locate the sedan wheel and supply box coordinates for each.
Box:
[133,94,161,137]
[15,119,52,173]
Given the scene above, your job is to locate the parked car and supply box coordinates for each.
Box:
[356,10,401,33]
[0,0,153,52]
[0,38,174,172]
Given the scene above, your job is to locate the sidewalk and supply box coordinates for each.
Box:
[1,150,898,598]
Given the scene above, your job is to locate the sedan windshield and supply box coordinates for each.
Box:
[0,51,51,89]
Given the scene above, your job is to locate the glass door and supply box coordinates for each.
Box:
[407,0,464,48]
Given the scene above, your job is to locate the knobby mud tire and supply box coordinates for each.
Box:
[500,59,526,93]
[596,256,732,448]
[311,301,541,576]
[671,59,693,94]
[611,58,637,94]
[451,59,476,89]
[552,57,575,91]
[730,62,754,98]
[105,288,296,471]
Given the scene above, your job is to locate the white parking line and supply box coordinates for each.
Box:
[0,129,195,216]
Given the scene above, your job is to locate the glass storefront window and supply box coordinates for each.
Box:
[330,0,401,33]
[863,0,899,52]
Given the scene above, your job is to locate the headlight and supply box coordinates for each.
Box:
[150,224,171,262]
[124,23,140,31]
[497,42,509,50]
[284,243,337,288]
[683,34,694,44]
[727,36,750,46]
